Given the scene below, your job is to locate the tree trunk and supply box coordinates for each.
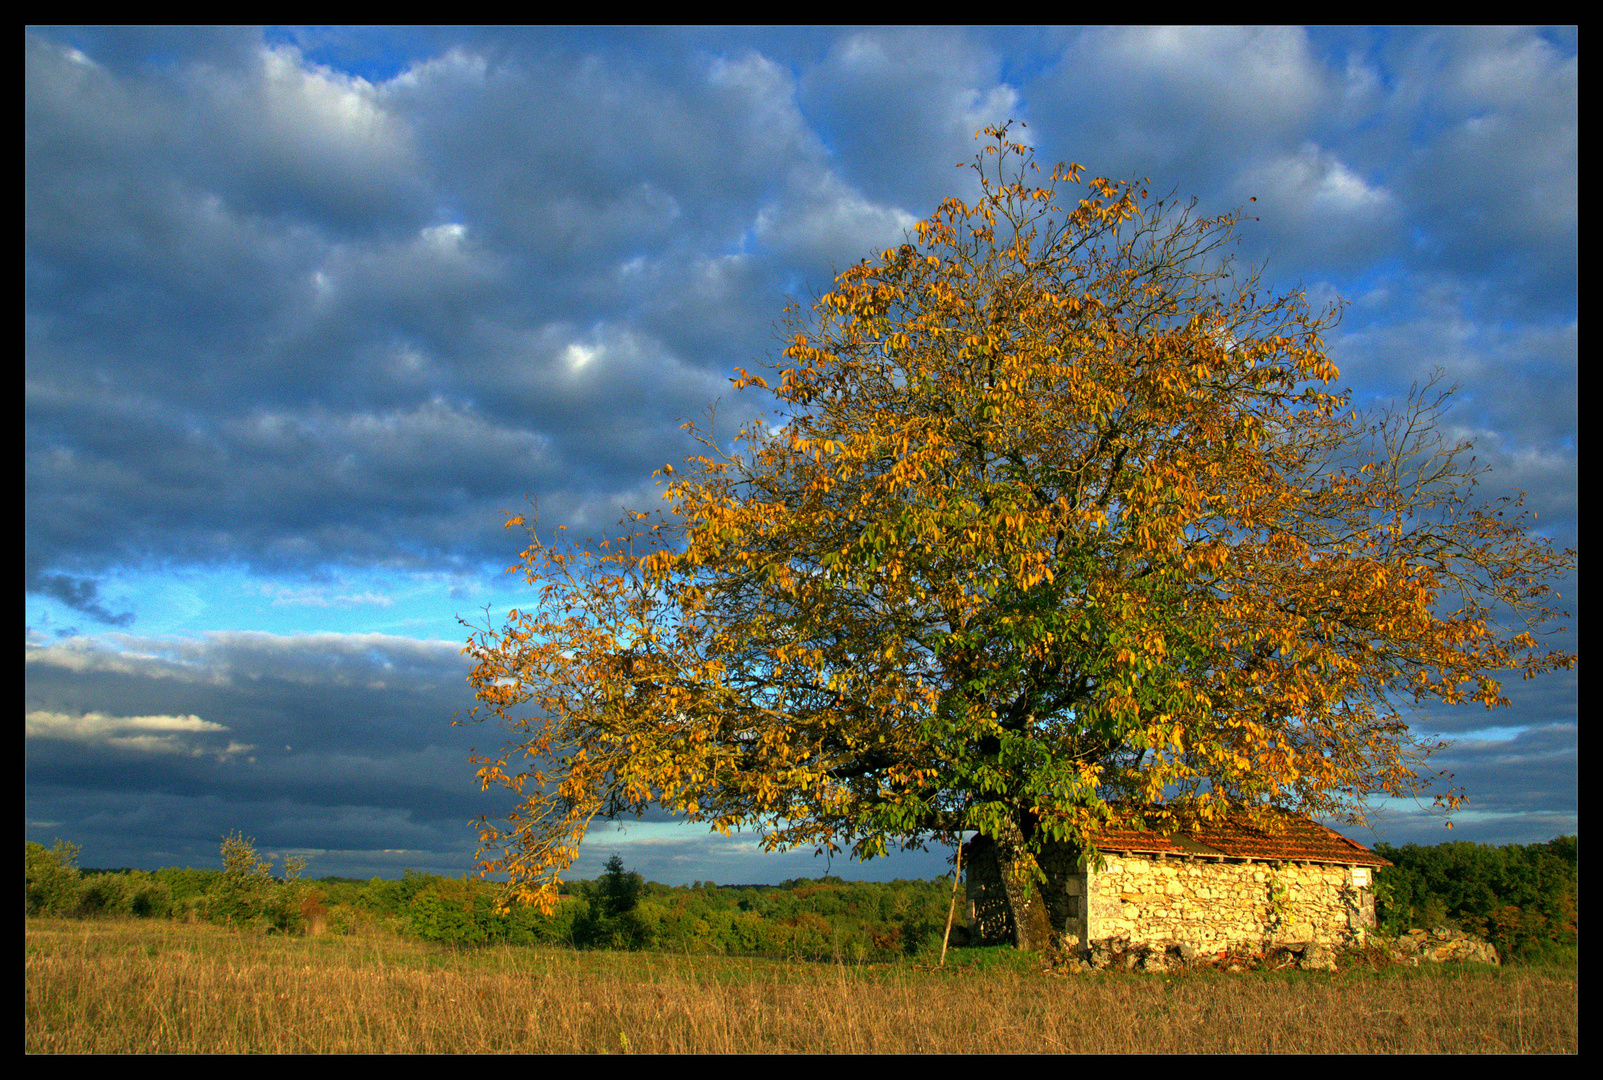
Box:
[964,819,1071,952]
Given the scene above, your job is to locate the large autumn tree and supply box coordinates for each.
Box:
[460,126,1574,949]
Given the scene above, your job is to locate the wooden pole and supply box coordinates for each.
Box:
[940,832,965,967]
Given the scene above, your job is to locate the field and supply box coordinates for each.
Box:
[26,918,1576,1054]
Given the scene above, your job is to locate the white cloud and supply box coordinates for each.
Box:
[26,709,254,759]
[257,46,405,152]
[1231,143,1399,267]
[1243,144,1392,214]
[26,630,468,690]
[259,584,396,608]
[563,343,597,372]
[754,171,919,266]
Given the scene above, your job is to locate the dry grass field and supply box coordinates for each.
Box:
[26,918,1576,1054]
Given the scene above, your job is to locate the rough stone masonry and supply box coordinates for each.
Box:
[965,809,1392,958]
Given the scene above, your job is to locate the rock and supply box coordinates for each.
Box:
[1298,944,1337,972]
[1371,928,1500,968]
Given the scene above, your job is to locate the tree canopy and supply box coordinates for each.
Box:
[460,126,1575,939]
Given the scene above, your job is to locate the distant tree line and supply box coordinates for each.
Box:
[1373,837,1577,962]
[25,839,959,961]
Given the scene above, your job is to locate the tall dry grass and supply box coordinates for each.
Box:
[27,919,1575,1054]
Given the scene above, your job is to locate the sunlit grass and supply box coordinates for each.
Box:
[27,919,1576,1054]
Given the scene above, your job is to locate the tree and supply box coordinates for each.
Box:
[598,854,645,921]
[208,831,306,932]
[460,125,1575,949]
[571,854,648,949]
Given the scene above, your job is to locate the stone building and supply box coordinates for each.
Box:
[965,810,1390,955]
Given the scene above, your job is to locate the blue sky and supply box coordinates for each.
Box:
[26,27,1576,882]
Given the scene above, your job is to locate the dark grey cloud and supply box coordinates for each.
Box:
[1346,722,1577,849]
[28,27,1573,583]
[26,570,133,626]
[27,786,476,877]
[1430,723,1578,818]
[35,25,266,80]
[25,630,513,874]
[22,628,971,882]
[26,30,895,590]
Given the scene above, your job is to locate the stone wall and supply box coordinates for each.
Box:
[1373,927,1500,966]
[963,834,1016,946]
[965,836,1380,954]
[1085,854,1374,951]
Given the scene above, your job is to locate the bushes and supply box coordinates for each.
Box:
[23,835,956,958]
[596,873,955,961]
[66,869,174,918]
[26,841,83,916]
[26,834,304,932]
[387,858,954,959]
[127,872,174,918]
[404,875,581,946]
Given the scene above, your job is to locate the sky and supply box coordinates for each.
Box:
[26,26,1576,884]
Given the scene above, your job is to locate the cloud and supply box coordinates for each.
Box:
[25,628,509,872]
[1030,27,1331,183]
[25,570,134,626]
[1378,28,1575,302]
[24,28,1576,869]
[26,709,253,759]
[1325,283,1576,540]
[753,172,919,270]
[260,584,396,608]
[27,630,467,689]
[175,43,425,232]
[24,785,481,877]
[800,28,1018,210]
[1230,143,1400,268]
[1351,720,1577,846]
[25,32,832,594]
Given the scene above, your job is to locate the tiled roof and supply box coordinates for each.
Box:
[1090,827,1188,856]
[1091,810,1391,868]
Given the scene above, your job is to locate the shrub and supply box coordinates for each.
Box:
[201,832,307,934]
[127,871,173,919]
[26,840,83,917]
[75,872,134,916]
[574,856,653,950]
[406,880,492,946]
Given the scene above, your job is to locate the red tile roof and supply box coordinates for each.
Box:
[1091,827,1188,856]
[1091,810,1391,867]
